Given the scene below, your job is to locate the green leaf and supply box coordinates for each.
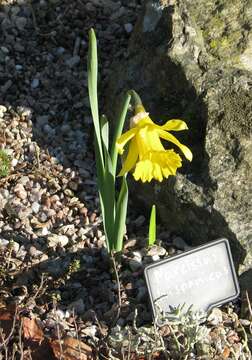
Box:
[114,175,128,252]
[111,93,131,176]
[102,148,115,251]
[98,190,110,253]
[100,114,109,152]
[148,205,156,246]
[88,28,104,169]
[94,133,104,191]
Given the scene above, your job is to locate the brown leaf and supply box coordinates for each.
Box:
[0,305,18,340]
[222,346,230,358]
[28,338,57,360]
[22,317,44,343]
[50,336,94,360]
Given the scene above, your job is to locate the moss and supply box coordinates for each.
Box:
[0,149,11,178]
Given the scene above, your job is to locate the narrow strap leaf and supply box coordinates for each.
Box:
[148,205,156,246]
[88,28,104,169]
[100,114,109,152]
[114,175,128,252]
[99,142,116,251]
[111,92,131,176]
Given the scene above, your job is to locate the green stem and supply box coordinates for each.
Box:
[127,89,142,108]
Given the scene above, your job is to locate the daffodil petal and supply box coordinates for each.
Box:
[153,163,163,182]
[161,119,188,131]
[116,127,137,155]
[118,138,138,176]
[133,160,153,183]
[158,129,193,161]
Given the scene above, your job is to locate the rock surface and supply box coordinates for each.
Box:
[107,0,252,272]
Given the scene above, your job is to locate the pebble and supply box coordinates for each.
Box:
[134,215,145,227]
[31,202,40,214]
[173,236,191,251]
[0,105,7,118]
[207,308,223,326]
[38,212,48,222]
[48,234,69,248]
[29,246,43,258]
[150,254,160,262]
[137,286,147,301]
[10,241,20,253]
[65,55,80,68]
[15,17,27,31]
[68,298,85,315]
[15,64,23,71]
[56,47,65,55]
[11,158,18,167]
[124,23,133,33]
[16,245,27,260]
[146,245,166,257]
[31,78,40,89]
[0,238,9,248]
[13,183,27,200]
[129,251,142,272]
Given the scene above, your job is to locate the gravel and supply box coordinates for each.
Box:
[0,0,249,358]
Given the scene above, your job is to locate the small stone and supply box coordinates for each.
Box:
[124,23,133,33]
[29,246,43,258]
[134,215,145,227]
[31,202,40,214]
[14,43,25,52]
[31,78,40,89]
[11,158,18,167]
[15,17,27,31]
[15,64,23,71]
[0,238,9,248]
[43,124,53,134]
[36,115,49,126]
[82,325,97,338]
[151,254,160,262]
[19,176,30,186]
[38,212,47,222]
[16,245,27,260]
[137,286,147,301]
[173,236,191,251]
[2,80,12,93]
[147,245,166,257]
[1,18,12,30]
[48,234,69,248]
[129,251,142,272]
[65,55,80,68]
[56,47,65,55]
[82,255,94,265]
[14,183,27,200]
[0,105,7,117]
[207,308,223,326]
[41,227,49,236]
[68,298,85,314]
[9,241,20,253]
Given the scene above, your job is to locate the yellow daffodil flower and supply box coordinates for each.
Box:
[116,104,192,183]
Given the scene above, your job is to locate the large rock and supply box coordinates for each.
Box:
[107,0,252,272]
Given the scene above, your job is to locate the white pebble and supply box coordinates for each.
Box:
[48,234,69,248]
[31,202,40,214]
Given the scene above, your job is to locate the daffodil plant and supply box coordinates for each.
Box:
[88,28,192,254]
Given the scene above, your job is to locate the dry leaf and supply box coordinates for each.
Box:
[0,305,18,340]
[222,346,230,358]
[50,336,94,360]
[22,317,44,343]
